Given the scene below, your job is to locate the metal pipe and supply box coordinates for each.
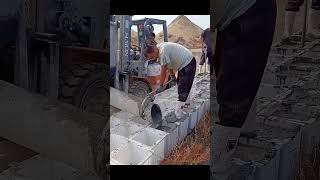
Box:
[0,80,108,178]
[110,87,162,128]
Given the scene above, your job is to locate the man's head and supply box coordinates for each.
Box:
[149,32,156,40]
[144,44,159,60]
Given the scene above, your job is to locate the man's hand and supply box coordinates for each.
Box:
[156,84,166,94]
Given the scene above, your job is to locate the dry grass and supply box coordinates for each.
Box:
[160,113,210,165]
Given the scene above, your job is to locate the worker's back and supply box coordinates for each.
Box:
[156,42,193,71]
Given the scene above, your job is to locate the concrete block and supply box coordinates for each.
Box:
[110,141,153,165]
[270,46,299,56]
[188,110,198,133]
[155,87,177,100]
[110,158,120,165]
[110,134,130,152]
[110,116,124,129]
[112,111,136,120]
[129,116,152,126]
[131,127,168,164]
[204,99,210,113]
[196,102,205,122]
[258,84,280,98]
[110,121,145,138]
[167,123,179,154]
[218,162,256,180]
[254,150,280,180]
[234,139,280,180]
[176,116,190,143]
[158,123,179,155]
[251,116,303,180]
[140,155,154,165]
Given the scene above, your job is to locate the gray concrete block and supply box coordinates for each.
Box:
[110,121,145,138]
[234,139,280,180]
[110,159,119,165]
[176,116,190,143]
[110,141,152,165]
[111,111,151,128]
[196,102,205,123]
[188,110,198,133]
[158,123,179,155]
[110,116,125,129]
[155,86,177,100]
[254,150,280,180]
[129,116,152,126]
[204,99,210,113]
[111,111,136,120]
[251,116,303,180]
[131,127,168,163]
[218,162,256,180]
[110,134,130,152]
[258,84,281,98]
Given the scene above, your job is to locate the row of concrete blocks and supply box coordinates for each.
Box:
[227,41,320,179]
[228,90,320,180]
[110,74,211,165]
[224,114,304,180]
[110,98,210,165]
[244,115,320,180]
[270,36,319,56]
[161,98,210,154]
[110,123,168,165]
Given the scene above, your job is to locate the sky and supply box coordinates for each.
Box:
[132,15,210,34]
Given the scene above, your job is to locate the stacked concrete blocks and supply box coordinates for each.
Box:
[110,115,169,165]
[175,115,190,144]
[131,127,168,164]
[110,141,153,165]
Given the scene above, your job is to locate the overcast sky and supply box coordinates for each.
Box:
[132,15,210,34]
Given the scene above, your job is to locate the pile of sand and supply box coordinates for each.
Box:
[131,15,205,49]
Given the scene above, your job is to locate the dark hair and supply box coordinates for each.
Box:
[150,32,155,38]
